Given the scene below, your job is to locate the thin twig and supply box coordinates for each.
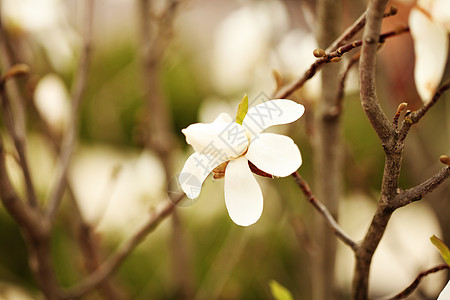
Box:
[399,79,450,141]
[0,42,38,207]
[138,1,194,298]
[47,0,94,220]
[67,187,128,300]
[327,52,361,119]
[61,194,185,299]
[393,166,450,208]
[292,172,358,251]
[327,5,398,52]
[32,96,127,299]
[0,134,60,300]
[274,27,409,100]
[385,264,449,300]
[138,0,177,170]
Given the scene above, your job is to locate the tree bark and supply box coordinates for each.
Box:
[312,0,342,299]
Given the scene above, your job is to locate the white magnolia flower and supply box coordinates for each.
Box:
[438,280,450,300]
[179,99,304,226]
[409,0,450,103]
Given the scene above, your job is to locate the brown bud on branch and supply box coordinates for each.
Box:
[440,155,450,167]
[313,48,326,58]
[1,64,30,84]
[393,102,407,127]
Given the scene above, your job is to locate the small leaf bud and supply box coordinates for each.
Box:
[3,64,30,81]
[313,48,326,58]
[330,57,342,63]
[439,155,450,166]
[397,102,407,112]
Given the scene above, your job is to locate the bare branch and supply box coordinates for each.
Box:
[274,27,409,100]
[0,136,40,235]
[138,0,178,173]
[0,136,60,300]
[292,172,358,252]
[358,0,393,145]
[385,264,449,300]
[327,5,398,52]
[327,52,360,119]
[67,187,128,300]
[400,79,450,141]
[393,166,450,208]
[47,0,94,219]
[0,66,38,207]
[61,194,184,299]
[31,94,127,299]
[352,1,395,299]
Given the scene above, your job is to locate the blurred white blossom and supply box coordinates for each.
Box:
[0,282,35,300]
[211,1,288,94]
[409,0,450,102]
[69,145,165,236]
[275,29,322,100]
[1,0,79,72]
[34,74,71,134]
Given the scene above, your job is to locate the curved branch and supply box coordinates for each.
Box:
[292,172,358,251]
[274,26,408,100]
[385,264,449,300]
[0,37,38,207]
[47,0,94,220]
[393,167,450,208]
[327,5,398,52]
[399,79,450,141]
[327,52,360,119]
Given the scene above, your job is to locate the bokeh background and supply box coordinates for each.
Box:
[0,0,449,299]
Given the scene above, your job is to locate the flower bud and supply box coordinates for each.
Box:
[440,155,450,166]
[313,48,326,58]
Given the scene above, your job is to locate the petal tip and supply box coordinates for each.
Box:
[178,172,203,199]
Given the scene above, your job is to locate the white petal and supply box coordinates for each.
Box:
[409,7,449,103]
[242,99,304,136]
[224,156,263,226]
[246,133,302,177]
[182,121,249,159]
[431,0,450,31]
[179,152,227,199]
[417,0,434,12]
[438,280,450,300]
[213,112,233,123]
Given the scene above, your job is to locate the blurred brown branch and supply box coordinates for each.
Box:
[0,33,38,208]
[61,194,184,299]
[46,0,94,220]
[138,1,193,298]
[0,105,59,299]
[327,52,360,119]
[311,1,342,299]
